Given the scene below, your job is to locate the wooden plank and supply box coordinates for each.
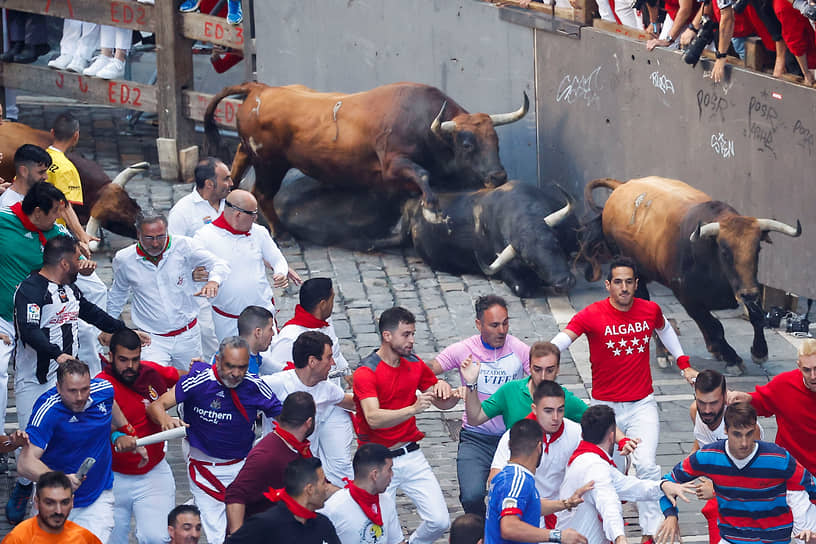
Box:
[744,36,767,72]
[488,0,582,23]
[0,0,155,31]
[593,18,651,41]
[157,138,179,181]
[179,145,199,183]
[183,90,242,130]
[0,63,156,112]
[180,12,245,51]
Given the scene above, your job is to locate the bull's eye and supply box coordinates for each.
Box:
[719,245,733,264]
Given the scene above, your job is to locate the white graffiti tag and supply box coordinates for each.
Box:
[650,71,675,95]
[556,66,601,107]
[710,132,735,158]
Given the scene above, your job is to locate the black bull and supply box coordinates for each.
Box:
[274,177,577,296]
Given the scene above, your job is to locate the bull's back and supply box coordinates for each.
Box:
[0,123,53,182]
[602,177,711,281]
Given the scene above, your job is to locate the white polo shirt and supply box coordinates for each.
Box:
[491,418,582,501]
[107,236,230,334]
[318,487,404,544]
[193,222,287,317]
[167,187,224,237]
[262,319,349,387]
[261,369,345,432]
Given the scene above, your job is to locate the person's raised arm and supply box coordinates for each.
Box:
[146,388,186,431]
[460,355,490,427]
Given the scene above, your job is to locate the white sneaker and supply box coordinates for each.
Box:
[95,58,125,80]
[65,56,89,73]
[137,0,154,3]
[83,56,112,77]
[47,54,73,70]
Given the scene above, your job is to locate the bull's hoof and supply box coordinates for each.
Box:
[724,363,746,377]
[751,352,768,365]
[656,356,670,369]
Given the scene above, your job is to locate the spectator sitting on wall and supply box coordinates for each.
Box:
[180,0,244,26]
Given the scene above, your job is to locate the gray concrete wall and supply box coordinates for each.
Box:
[255,0,538,184]
[535,27,816,298]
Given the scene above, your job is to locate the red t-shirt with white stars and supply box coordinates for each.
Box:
[566,298,664,402]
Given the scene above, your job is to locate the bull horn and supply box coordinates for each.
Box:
[690,221,720,241]
[430,101,456,136]
[489,92,529,127]
[85,216,101,252]
[111,161,149,187]
[757,218,802,237]
[544,188,573,227]
[482,244,517,275]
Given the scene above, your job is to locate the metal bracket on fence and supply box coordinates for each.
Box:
[498,5,583,39]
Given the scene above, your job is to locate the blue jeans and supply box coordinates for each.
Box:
[456,427,502,517]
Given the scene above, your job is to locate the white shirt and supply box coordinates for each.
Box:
[0,187,24,208]
[107,236,230,334]
[556,450,662,543]
[193,222,287,315]
[491,418,582,500]
[167,187,224,237]
[693,408,764,446]
[262,319,350,388]
[318,487,403,544]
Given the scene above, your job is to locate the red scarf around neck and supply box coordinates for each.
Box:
[284,304,329,329]
[263,488,317,520]
[524,412,565,454]
[212,213,250,236]
[568,440,617,467]
[211,363,250,423]
[346,481,384,526]
[274,421,312,458]
[135,236,170,265]
[10,202,47,245]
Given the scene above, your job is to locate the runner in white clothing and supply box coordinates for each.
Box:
[167,157,233,359]
[263,331,356,486]
[193,189,298,341]
[107,210,230,370]
[556,405,694,544]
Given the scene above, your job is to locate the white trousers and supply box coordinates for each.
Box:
[99,24,132,51]
[14,379,53,485]
[384,448,450,544]
[186,454,244,544]
[197,297,219,361]
[112,459,176,544]
[312,406,354,487]
[0,317,14,434]
[69,488,115,544]
[597,0,643,28]
[141,325,202,372]
[75,272,108,376]
[592,394,662,536]
[59,19,99,61]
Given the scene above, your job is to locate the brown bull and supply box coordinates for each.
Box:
[0,121,146,245]
[204,81,528,233]
[583,176,801,373]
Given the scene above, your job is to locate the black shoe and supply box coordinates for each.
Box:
[14,43,50,64]
[1,41,24,63]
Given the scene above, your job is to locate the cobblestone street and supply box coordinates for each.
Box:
[0,101,806,542]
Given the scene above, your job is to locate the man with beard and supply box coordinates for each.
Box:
[147,336,282,544]
[97,328,183,544]
[1,471,102,543]
[225,391,317,534]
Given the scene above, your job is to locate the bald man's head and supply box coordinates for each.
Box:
[224,189,259,231]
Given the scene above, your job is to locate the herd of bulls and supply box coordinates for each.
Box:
[1,81,803,369]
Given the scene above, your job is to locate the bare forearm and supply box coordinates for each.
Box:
[501,517,551,542]
[18,450,51,482]
[541,498,571,516]
[226,503,246,534]
[464,390,489,426]
[62,204,90,243]
[365,406,416,429]
[718,8,734,52]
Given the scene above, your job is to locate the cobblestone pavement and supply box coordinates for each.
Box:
[0,102,808,542]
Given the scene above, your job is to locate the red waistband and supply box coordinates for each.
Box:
[212,306,240,319]
[188,457,243,502]
[156,318,198,337]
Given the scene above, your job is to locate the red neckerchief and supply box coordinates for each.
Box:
[263,488,317,520]
[211,363,250,423]
[284,304,329,329]
[135,236,170,266]
[10,202,47,245]
[524,412,565,453]
[212,213,250,236]
[273,422,312,458]
[568,440,617,467]
[283,361,295,371]
[346,481,383,526]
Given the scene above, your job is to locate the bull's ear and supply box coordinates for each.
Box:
[761,231,773,244]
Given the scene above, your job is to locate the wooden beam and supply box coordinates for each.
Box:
[487,0,589,23]
[592,18,651,41]
[0,0,155,31]
[0,64,157,112]
[183,90,241,129]
[180,12,245,51]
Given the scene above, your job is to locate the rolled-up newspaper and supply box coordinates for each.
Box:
[135,426,188,447]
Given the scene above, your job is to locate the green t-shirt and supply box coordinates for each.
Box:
[0,207,69,321]
[481,377,588,428]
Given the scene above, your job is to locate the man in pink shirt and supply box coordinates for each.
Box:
[429,295,529,517]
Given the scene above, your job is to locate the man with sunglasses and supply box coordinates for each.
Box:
[107,210,230,370]
[194,189,297,342]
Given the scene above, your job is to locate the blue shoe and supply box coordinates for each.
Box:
[5,482,32,525]
[227,0,243,24]
[179,0,201,12]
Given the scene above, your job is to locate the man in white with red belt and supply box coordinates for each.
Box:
[550,256,698,542]
[194,189,297,341]
[107,210,230,370]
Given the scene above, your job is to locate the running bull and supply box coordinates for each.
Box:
[0,121,147,247]
[204,81,528,234]
[582,176,801,374]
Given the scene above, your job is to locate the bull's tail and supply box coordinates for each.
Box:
[574,178,623,282]
[583,177,624,215]
[204,83,256,158]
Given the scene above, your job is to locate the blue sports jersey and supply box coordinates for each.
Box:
[486,463,541,544]
[27,379,115,508]
[176,366,281,459]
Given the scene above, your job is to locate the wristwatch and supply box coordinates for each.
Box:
[715,50,728,58]
[549,529,562,543]
[665,35,675,44]
[466,382,479,391]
